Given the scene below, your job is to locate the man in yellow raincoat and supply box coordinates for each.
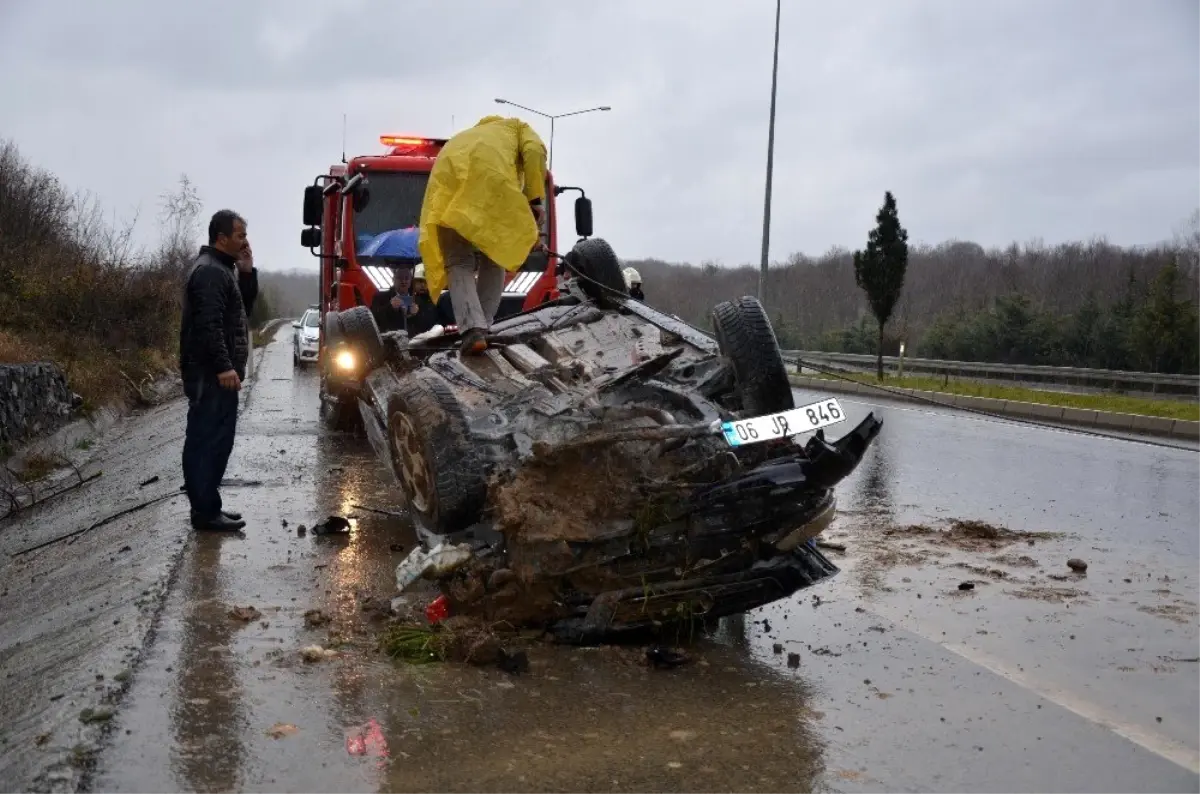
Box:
[417,115,548,354]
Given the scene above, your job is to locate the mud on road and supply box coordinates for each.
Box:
[0,326,1196,793]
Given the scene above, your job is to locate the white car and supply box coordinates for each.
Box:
[292,307,320,368]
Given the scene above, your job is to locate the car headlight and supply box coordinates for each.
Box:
[335,350,356,371]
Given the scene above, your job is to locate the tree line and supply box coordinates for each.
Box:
[626,206,1200,375]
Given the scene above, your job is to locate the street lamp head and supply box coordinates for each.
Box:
[494,98,507,104]
[599,106,612,111]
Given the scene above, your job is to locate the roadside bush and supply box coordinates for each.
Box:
[0,140,196,410]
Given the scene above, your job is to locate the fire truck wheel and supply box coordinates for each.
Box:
[337,306,385,367]
[711,295,794,416]
[386,369,487,534]
[565,237,628,308]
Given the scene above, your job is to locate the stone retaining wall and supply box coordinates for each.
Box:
[0,363,81,451]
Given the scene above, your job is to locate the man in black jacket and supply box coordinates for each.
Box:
[179,209,257,532]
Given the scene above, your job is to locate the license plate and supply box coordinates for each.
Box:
[721,398,846,447]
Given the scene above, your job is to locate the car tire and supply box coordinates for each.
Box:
[711,296,794,415]
[565,237,628,308]
[386,369,487,535]
[337,306,385,367]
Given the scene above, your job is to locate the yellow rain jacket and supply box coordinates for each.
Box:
[417,115,548,300]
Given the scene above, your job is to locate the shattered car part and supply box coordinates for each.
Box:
[326,236,882,642]
[395,542,474,592]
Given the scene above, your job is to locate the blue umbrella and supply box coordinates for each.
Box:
[359,227,421,259]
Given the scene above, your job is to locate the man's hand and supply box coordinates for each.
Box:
[408,301,420,316]
[217,370,242,391]
[390,295,404,311]
[237,242,254,274]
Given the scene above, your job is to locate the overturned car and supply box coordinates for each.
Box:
[323,238,882,643]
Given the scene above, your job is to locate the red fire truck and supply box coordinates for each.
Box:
[299,133,594,427]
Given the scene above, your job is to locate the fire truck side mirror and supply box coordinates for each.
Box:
[303,186,323,227]
[300,228,321,248]
[574,197,593,239]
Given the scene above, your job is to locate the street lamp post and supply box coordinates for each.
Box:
[494,98,611,172]
[759,0,781,304]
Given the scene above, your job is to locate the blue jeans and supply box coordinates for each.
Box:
[181,376,239,523]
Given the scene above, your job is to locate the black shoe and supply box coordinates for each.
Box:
[193,514,246,532]
[221,510,242,521]
[460,328,488,354]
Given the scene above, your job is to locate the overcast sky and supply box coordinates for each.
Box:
[1,0,1196,272]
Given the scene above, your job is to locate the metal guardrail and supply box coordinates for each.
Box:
[783,350,1200,395]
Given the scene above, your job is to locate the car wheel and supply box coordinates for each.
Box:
[338,306,385,367]
[711,295,794,415]
[386,369,487,534]
[564,237,628,308]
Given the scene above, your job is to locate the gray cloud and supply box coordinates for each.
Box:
[1,0,1195,273]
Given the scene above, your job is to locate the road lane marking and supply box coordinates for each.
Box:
[864,601,1200,774]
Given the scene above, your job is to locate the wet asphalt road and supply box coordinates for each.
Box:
[0,325,1196,793]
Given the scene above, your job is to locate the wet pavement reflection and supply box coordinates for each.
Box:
[90,330,1199,792]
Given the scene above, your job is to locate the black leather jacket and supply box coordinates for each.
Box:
[178,246,257,380]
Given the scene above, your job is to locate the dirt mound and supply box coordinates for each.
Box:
[887,519,1059,553]
[489,438,711,544]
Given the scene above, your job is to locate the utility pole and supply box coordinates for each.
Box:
[759,0,781,304]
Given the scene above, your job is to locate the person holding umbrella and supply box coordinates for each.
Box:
[370,266,417,332]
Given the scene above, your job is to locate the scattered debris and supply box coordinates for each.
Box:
[497,648,530,674]
[300,645,339,663]
[647,646,690,669]
[787,652,801,668]
[425,595,450,624]
[395,543,474,592]
[389,543,405,553]
[352,503,406,519]
[958,581,976,591]
[1009,585,1089,603]
[138,475,159,488]
[345,718,389,766]
[303,609,330,628]
[228,606,262,622]
[266,723,298,739]
[312,516,351,536]
[1160,656,1200,663]
[816,540,847,552]
[78,706,114,724]
[35,732,51,747]
[773,643,784,655]
[281,519,288,528]
[1067,558,1088,573]
[297,524,307,537]
[1137,603,1199,625]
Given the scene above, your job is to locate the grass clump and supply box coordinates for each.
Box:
[379,624,448,664]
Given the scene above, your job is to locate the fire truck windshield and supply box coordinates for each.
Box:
[353,171,430,264]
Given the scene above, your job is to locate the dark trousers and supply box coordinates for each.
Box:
[182,375,239,523]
